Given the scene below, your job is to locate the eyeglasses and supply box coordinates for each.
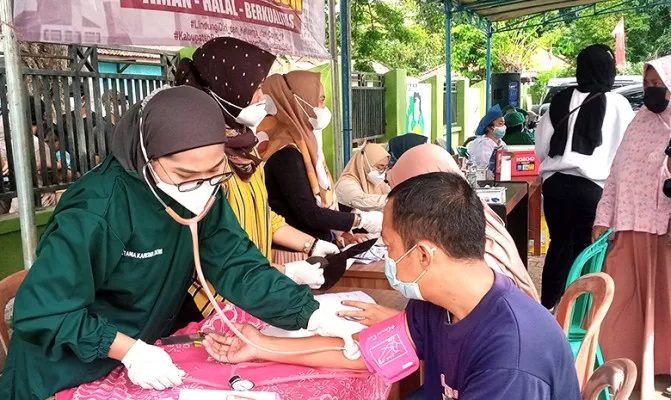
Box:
[148,158,235,192]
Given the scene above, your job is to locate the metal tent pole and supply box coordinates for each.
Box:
[444,1,452,152]
[485,21,493,109]
[328,0,344,176]
[340,0,352,164]
[0,0,37,268]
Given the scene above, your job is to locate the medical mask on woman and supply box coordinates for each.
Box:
[209,90,268,128]
[384,245,434,300]
[493,126,507,139]
[295,94,332,130]
[139,117,218,216]
[364,153,386,185]
[150,166,217,216]
[368,170,386,185]
[644,87,670,114]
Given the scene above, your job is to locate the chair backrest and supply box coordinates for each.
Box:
[556,272,615,389]
[565,228,614,287]
[564,228,614,333]
[581,358,637,400]
[0,270,28,353]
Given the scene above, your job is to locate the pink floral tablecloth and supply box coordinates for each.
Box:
[56,303,390,400]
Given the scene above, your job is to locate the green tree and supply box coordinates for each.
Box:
[554,4,671,65]
[348,0,443,75]
[341,0,669,79]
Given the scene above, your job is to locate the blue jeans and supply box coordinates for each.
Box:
[403,385,424,400]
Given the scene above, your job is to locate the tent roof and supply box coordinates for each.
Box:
[457,0,606,22]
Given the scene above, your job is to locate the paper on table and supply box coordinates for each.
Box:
[260,291,376,338]
[345,240,386,265]
[179,389,278,400]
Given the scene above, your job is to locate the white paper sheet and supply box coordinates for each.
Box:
[179,389,278,400]
[260,291,376,338]
[344,239,386,265]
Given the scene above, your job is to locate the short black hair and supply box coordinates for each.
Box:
[387,172,486,259]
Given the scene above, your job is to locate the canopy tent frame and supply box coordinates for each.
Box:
[492,0,671,32]
[413,0,671,154]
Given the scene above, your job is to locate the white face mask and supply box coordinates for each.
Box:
[367,170,386,185]
[364,152,386,185]
[147,163,216,216]
[295,94,332,130]
[210,91,268,129]
[139,117,217,216]
[310,106,332,130]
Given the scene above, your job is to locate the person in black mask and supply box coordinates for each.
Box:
[591,55,671,400]
[534,44,635,309]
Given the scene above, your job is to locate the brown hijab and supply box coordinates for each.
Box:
[258,71,335,207]
[387,144,540,302]
[340,143,390,195]
[176,37,276,180]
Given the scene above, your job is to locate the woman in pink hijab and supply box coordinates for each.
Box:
[387,144,539,301]
[593,55,671,399]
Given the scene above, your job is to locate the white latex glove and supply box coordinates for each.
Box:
[121,339,185,390]
[284,260,325,289]
[359,211,383,234]
[311,239,340,257]
[307,307,365,359]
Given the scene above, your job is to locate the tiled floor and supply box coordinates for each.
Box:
[528,255,669,399]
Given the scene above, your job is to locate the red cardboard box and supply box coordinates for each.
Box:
[496,145,538,177]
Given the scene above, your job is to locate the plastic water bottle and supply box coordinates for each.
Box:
[466,160,478,188]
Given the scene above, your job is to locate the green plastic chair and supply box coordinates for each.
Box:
[564,228,614,399]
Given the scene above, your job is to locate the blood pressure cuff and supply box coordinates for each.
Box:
[358,311,420,384]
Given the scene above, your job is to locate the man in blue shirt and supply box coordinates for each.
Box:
[203,172,581,399]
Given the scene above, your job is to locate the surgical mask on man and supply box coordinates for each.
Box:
[384,245,434,300]
[295,94,332,130]
[148,163,216,216]
[493,126,507,139]
[644,86,670,114]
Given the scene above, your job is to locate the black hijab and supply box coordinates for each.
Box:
[111,86,227,182]
[548,44,616,157]
[176,37,276,180]
[388,134,428,168]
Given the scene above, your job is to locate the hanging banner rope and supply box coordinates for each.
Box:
[13,0,327,58]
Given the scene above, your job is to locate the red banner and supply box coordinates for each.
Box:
[14,0,327,59]
[612,17,626,66]
[119,0,302,33]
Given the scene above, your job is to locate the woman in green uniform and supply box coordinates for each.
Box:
[503,111,535,145]
[0,86,348,399]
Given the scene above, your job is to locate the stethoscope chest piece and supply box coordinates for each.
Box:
[229,374,255,391]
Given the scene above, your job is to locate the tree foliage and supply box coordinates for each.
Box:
[344,0,671,79]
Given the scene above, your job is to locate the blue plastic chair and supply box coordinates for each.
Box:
[564,228,614,399]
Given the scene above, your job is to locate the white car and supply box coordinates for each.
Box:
[535,76,643,116]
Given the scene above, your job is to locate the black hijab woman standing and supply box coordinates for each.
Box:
[534,44,635,309]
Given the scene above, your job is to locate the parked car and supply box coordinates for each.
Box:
[535,75,643,116]
[613,84,644,112]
